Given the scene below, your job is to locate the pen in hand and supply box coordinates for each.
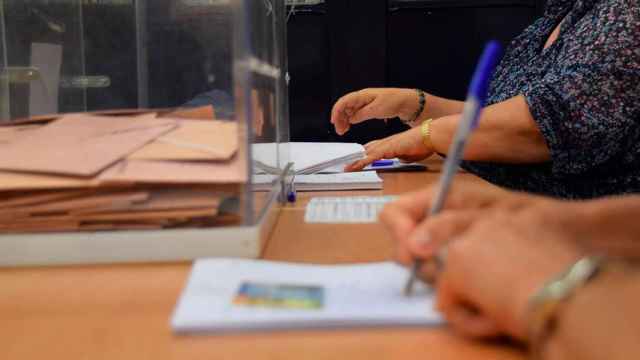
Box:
[404,41,503,296]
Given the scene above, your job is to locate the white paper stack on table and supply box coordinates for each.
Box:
[171,258,442,333]
[0,108,245,233]
[252,142,383,191]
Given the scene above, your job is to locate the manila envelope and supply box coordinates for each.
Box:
[0,114,177,176]
[0,125,41,144]
[0,170,100,192]
[99,156,247,185]
[72,189,223,214]
[128,120,238,161]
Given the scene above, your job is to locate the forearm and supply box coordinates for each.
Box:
[398,90,464,126]
[429,95,550,163]
[418,93,465,122]
[544,268,640,360]
[570,196,640,258]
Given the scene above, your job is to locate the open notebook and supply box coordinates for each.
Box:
[171,259,442,333]
[253,142,365,175]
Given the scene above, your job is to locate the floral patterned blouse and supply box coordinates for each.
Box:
[461,0,640,199]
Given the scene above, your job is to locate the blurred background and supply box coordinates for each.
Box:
[0,0,546,143]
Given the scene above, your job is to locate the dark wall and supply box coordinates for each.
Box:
[287,0,546,144]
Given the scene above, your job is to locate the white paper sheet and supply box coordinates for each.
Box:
[305,196,398,223]
[171,259,442,333]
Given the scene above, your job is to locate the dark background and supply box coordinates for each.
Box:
[287,0,546,144]
[4,0,545,142]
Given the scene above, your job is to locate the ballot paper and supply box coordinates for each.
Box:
[253,142,365,175]
[171,259,442,333]
[252,172,383,191]
[305,196,398,223]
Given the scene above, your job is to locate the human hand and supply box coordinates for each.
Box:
[434,211,583,341]
[380,181,542,264]
[331,88,418,135]
[344,126,433,171]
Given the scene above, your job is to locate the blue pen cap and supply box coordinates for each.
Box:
[468,41,503,108]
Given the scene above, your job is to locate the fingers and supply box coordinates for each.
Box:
[331,90,375,136]
[406,210,482,259]
[397,155,427,163]
[390,210,481,270]
[345,136,400,171]
[363,140,381,152]
[344,154,379,172]
[379,186,439,241]
[350,100,381,124]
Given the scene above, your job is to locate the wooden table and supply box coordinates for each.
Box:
[0,159,526,360]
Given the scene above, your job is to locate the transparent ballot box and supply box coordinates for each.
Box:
[0,0,291,266]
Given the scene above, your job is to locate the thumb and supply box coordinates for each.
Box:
[406,210,483,258]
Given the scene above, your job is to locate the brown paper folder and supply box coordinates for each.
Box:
[0,114,177,176]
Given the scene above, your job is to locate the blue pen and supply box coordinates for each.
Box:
[404,41,503,296]
[371,159,395,167]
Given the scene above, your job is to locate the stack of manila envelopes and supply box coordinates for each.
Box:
[0,108,245,233]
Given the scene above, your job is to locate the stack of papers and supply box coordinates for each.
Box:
[0,110,244,233]
[171,259,442,333]
[252,142,385,192]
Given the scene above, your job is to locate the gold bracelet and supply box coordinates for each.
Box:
[420,118,434,150]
